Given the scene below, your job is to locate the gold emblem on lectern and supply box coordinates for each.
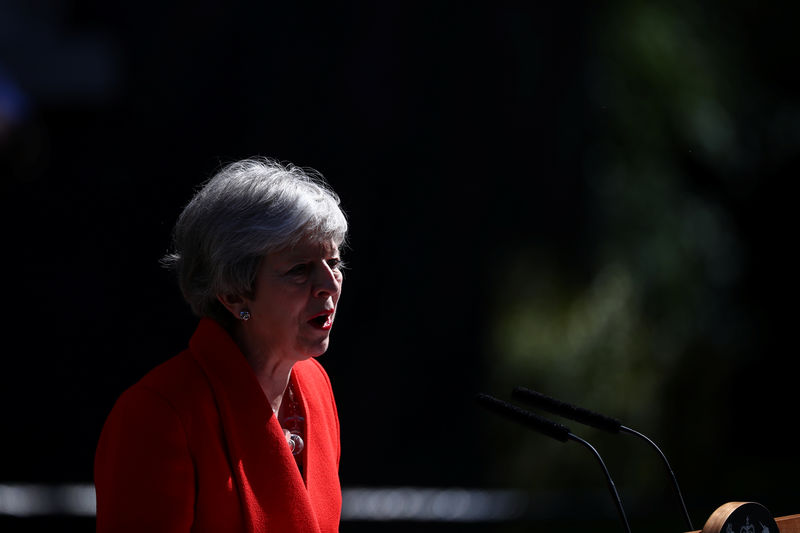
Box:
[701,502,777,533]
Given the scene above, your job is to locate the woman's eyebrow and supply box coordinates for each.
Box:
[283,251,340,263]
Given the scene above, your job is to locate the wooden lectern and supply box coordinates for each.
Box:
[688,502,800,533]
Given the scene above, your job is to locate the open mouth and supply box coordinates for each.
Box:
[308,312,333,329]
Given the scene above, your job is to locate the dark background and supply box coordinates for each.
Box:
[1,2,798,532]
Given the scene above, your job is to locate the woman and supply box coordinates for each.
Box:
[94,157,347,532]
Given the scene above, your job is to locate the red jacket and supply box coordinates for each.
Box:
[94,318,342,532]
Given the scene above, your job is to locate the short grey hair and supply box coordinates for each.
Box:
[162,157,348,325]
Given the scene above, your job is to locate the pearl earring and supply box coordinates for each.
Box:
[239,310,251,321]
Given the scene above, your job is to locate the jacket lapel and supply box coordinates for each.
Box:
[189,319,321,533]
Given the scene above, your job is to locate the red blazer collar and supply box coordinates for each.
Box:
[189,318,322,533]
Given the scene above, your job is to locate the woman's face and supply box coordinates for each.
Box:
[242,236,343,363]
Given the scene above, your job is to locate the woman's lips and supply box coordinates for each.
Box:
[308,311,334,330]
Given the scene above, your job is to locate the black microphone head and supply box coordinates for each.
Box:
[476,393,571,442]
[512,386,622,433]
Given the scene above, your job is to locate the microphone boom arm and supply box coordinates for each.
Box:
[477,393,632,533]
[567,431,633,533]
[512,386,694,531]
[620,425,693,531]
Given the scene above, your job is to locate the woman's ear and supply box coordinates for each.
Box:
[217,293,246,319]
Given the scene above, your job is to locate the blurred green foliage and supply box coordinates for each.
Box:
[482,2,798,529]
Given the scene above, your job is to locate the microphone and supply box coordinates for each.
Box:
[511,386,694,531]
[476,393,632,533]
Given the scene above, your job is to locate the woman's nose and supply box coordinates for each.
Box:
[313,262,341,298]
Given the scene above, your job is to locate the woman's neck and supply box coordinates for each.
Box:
[231,326,294,414]
[251,357,294,415]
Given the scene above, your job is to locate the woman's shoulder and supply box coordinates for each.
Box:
[115,350,216,420]
[138,349,205,389]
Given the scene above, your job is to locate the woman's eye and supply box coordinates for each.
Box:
[327,258,342,270]
[287,264,309,276]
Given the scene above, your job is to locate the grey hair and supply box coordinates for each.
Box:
[161,157,348,326]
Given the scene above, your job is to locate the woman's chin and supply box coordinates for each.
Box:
[300,337,331,359]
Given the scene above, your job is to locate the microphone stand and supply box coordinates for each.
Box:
[476,393,632,533]
[567,431,633,533]
[620,425,693,531]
